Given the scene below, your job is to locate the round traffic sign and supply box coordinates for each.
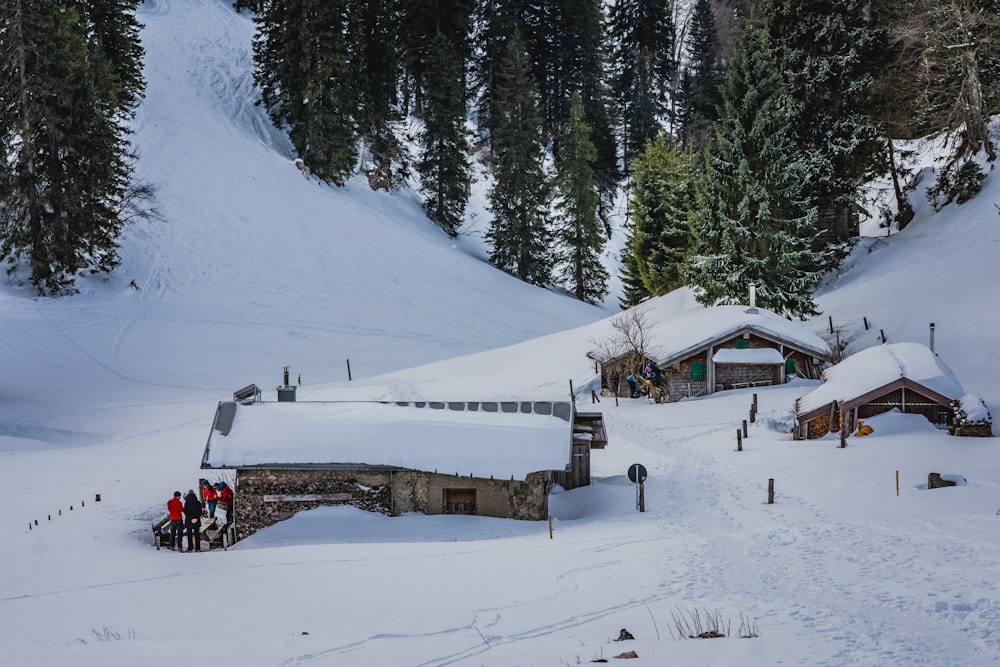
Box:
[628,463,647,483]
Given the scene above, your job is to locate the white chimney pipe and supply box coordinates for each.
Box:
[747,284,758,313]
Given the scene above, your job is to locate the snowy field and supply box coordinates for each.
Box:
[2,1,1000,665]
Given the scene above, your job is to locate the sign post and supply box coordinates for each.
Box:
[628,463,648,512]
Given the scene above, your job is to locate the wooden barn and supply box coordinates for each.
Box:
[592,303,830,402]
[793,342,979,439]
[201,398,607,543]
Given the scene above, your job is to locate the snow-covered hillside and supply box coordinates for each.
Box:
[2,2,999,666]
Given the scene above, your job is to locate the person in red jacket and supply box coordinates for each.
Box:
[200,479,218,518]
[166,491,184,551]
[215,481,234,524]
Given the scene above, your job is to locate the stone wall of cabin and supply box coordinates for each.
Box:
[233,467,551,542]
[234,468,394,541]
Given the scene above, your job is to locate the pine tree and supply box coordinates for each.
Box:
[763,0,885,246]
[486,32,552,286]
[471,0,525,139]
[253,0,358,185]
[687,25,825,319]
[418,34,470,236]
[618,227,651,308]
[608,0,676,164]
[398,0,473,115]
[677,0,722,152]
[553,92,607,303]
[0,0,149,293]
[628,133,693,296]
[349,0,406,190]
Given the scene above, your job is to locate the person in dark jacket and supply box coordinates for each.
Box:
[182,490,203,552]
[167,491,184,551]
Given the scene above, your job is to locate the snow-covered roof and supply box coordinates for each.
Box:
[203,401,575,480]
[796,342,965,416]
[593,304,829,366]
[712,348,786,365]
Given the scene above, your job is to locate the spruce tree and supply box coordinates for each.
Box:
[471,0,525,139]
[253,0,358,185]
[618,227,651,308]
[628,133,693,296]
[687,25,825,319]
[763,0,884,246]
[418,34,470,236]
[0,0,148,293]
[608,0,676,164]
[398,0,473,116]
[677,0,723,152]
[553,92,607,303]
[349,0,406,190]
[486,32,552,286]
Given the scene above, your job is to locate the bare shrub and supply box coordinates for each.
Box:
[669,607,730,639]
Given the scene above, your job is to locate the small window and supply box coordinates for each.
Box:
[735,338,749,349]
[690,361,706,381]
[784,357,796,374]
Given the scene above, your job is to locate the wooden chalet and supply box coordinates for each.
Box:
[794,342,970,439]
[593,304,831,402]
[202,398,607,543]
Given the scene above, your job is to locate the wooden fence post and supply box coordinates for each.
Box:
[737,429,743,451]
[768,478,775,504]
[346,358,352,381]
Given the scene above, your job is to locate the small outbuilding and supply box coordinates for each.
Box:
[793,342,980,439]
[592,304,830,401]
[201,399,607,542]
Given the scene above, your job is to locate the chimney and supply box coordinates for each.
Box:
[747,284,758,314]
[277,365,297,402]
[929,322,935,353]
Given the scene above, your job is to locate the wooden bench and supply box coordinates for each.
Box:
[153,515,222,550]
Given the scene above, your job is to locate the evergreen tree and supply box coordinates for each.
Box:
[608,0,676,164]
[0,0,149,293]
[677,0,723,152]
[553,92,607,303]
[628,133,693,296]
[418,34,470,236]
[687,26,825,319]
[486,32,552,286]
[763,0,885,246]
[253,0,358,185]
[233,1,264,13]
[471,0,525,139]
[618,226,651,308]
[398,0,473,115]
[349,0,406,190]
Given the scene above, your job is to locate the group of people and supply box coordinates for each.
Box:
[626,361,662,399]
[164,480,233,552]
